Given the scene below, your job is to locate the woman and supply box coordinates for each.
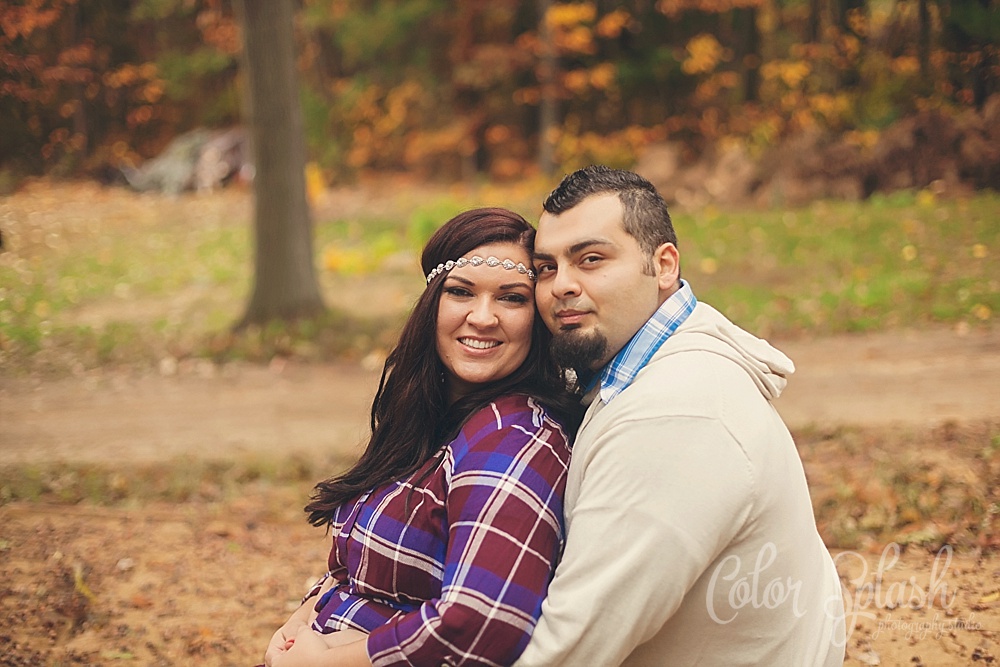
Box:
[264,208,581,667]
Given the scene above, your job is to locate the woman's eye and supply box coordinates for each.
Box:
[500,293,529,304]
[444,287,472,297]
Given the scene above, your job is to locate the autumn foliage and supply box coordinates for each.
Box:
[1,0,997,184]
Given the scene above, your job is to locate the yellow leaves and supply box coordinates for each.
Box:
[971,304,992,321]
[322,247,370,276]
[782,61,811,88]
[972,244,988,259]
[808,93,851,122]
[917,189,937,207]
[656,0,768,16]
[546,3,597,29]
[73,562,97,603]
[305,162,325,206]
[682,34,724,75]
[545,4,598,55]
[980,591,1000,604]
[901,245,918,262]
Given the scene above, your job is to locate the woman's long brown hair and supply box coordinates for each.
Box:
[305,208,581,527]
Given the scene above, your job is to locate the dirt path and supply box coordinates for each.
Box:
[2,326,998,466]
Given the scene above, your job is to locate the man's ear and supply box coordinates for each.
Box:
[653,243,680,292]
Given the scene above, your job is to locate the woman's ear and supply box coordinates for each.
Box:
[653,243,680,292]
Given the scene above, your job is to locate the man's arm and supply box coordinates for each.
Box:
[515,415,754,666]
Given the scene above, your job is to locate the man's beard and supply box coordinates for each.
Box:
[550,326,609,372]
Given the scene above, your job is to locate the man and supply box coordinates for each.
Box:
[516,166,845,666]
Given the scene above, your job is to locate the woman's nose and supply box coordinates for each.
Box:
[466,297,499,328]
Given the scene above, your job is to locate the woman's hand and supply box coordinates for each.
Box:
[268,625,370,667]
[264,620,305,667]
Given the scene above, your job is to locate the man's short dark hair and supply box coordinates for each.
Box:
[542,165,678,267]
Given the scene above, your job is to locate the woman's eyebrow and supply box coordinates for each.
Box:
[499,281,532,290]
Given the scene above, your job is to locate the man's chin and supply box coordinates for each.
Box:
[551,329,608,371]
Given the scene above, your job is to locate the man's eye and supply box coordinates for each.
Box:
[581,255,603,265]
[534,264,555,275]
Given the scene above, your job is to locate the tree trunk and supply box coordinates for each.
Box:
[837,0,866,88]
[807,0,822,42]
[918,0,930,80]
[733,7,761,103]
[234,0,326,327]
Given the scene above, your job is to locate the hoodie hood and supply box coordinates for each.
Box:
[662,302,794,401]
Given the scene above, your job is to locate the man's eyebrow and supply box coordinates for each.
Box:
[569,239,614,254]
[533,239,614,260]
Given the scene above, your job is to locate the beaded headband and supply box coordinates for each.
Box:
[425,255,536,284]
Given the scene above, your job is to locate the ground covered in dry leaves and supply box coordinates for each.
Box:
[2,422,999,667]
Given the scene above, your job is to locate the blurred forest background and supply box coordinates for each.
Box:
[2,0,998,197]
[2,3,1000,665]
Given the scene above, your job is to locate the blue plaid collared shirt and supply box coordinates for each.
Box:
[595,279,697,405]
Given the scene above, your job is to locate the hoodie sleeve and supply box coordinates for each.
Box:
[514,411,755,667]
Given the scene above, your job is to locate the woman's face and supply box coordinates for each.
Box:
[435,242,535,403]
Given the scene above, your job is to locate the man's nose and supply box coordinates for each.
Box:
[549,267,581,299]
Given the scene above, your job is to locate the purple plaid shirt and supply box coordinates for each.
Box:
[309,394,572,667]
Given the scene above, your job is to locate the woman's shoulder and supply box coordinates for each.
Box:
[453,394,570,457]
[463,393,560,432]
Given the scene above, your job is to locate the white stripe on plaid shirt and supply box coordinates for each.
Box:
[598,279,697,405]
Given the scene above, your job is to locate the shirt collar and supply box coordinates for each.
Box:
[593,279,697,405]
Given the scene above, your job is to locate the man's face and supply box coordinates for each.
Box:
[533,193,675,371]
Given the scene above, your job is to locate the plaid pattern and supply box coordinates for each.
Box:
[596,279,697,405]
[310,394,571,667]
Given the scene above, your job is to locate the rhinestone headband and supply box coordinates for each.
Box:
[425,255,536,284]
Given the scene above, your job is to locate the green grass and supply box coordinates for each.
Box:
[0,452,348,508]
[677,190,999,336]
[0,182,996,375]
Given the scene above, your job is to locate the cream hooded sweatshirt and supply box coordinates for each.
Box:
[516,302,846,667]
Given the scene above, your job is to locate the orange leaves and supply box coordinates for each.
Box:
[102,63,159,90]
[0,1,65,41]
[196,7,240,55]
[595,9,631,39]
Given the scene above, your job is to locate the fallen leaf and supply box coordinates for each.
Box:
[978,590,1000,604]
